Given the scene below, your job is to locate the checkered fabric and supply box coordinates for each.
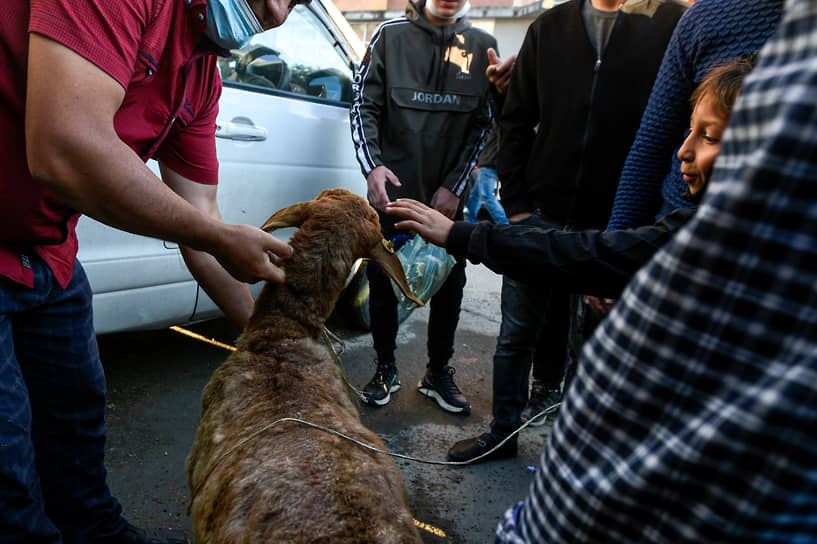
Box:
[497,0,817,541]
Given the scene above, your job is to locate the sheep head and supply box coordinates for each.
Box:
[260,188,423,308]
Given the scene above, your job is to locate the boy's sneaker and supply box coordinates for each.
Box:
[360,360,400,406]
[418,366,471,414]
[520,381,562,426]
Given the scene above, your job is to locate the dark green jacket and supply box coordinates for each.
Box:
[350,0,497,204]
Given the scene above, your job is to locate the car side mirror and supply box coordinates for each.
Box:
[307,74,343,101]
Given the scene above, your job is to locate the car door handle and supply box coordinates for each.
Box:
[216,118,268,141]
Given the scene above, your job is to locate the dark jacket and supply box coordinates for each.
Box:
[446,206,696,298]
[350,0,497,204]
[498,0,688,228]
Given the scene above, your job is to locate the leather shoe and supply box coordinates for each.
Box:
[447,432,517,463]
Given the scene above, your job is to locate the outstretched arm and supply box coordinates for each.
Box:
[387,199,455,245]
[387,198,694,298]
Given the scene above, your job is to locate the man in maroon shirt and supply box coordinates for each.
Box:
[0,1,304,542]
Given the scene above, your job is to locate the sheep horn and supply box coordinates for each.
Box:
[260,202,311,232]
[368,240,425,307]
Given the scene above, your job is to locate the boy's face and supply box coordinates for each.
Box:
[428,0,468,20]
[677,93,726,196]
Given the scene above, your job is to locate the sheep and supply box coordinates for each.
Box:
[186,188,424,543]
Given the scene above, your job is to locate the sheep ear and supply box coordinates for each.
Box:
[368,239,425,307]
[260,202,311,232]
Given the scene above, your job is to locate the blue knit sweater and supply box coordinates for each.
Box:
[606,0,783,230]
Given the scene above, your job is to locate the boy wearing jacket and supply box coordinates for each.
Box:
[350,0,499,413]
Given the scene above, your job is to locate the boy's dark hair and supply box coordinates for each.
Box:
[690,53,757,119]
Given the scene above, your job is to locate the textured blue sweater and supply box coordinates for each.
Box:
[606,0,784,230]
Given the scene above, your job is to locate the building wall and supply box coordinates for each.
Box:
[489,19,533,56]
[334,0,404,11]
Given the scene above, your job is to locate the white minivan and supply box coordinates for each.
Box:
[77,0,366,334]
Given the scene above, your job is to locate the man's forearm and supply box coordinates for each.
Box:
[181,246,254,330]
[33,144,226,254]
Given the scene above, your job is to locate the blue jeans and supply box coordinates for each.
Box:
[466,167,508,224]
[490,213,569,436]
[0,258,126,543]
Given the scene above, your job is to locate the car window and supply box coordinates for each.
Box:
[218,5,355,103]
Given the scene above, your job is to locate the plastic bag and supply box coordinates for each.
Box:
[391,233,456,310]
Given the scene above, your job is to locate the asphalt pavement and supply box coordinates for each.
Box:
[101,263,554,543]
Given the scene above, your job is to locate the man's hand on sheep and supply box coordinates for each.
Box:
[386,198,453,247]
[211,223,291,284]
[367,165,402,211]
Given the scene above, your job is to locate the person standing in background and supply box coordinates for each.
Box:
[447,0,688,463]
[350,0,512,413]
[466,119,509,225]
[498,1,817,537]
[606,0,783,230]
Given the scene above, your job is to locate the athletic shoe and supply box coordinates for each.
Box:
[360,360,400,406]
[418,365,470,414]
[520,381,562,426]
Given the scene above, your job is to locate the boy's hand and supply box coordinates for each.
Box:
[367,165,401,211]
[386,198,454,247]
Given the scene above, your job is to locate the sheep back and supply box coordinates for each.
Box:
[187,337,422,543]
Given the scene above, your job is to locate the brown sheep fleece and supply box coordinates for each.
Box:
[187,189,423,543]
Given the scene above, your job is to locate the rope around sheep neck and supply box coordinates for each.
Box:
[186,327,560,514]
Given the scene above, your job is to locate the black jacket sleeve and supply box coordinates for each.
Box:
[350,27,388,177]
[496,22,540,218]
[446,207,696,298]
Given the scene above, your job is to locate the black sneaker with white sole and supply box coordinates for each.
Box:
[520,381,562,427]
[360,360,400,406]
[418,365,470,414]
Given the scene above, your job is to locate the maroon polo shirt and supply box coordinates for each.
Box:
[0,0,222,288]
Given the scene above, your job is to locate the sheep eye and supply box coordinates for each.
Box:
[381,239,395,254]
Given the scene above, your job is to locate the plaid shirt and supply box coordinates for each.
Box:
[497,0,817,541]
